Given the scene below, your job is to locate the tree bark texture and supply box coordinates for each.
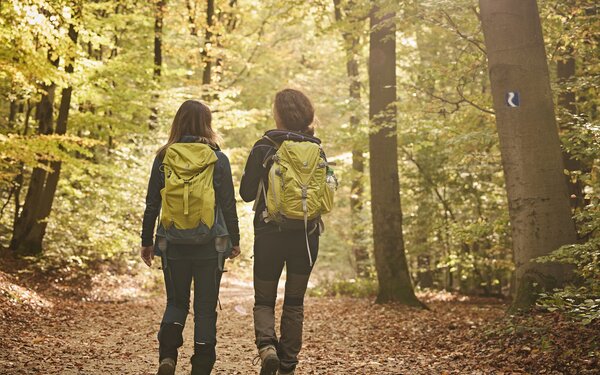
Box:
[11,20,78,254]
[369,3,423,307]
[479,0,578,310]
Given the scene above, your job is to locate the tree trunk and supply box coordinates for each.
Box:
[8,100,18,128]
[214,0,238,84]
[153,1,164,79]
[10,83,56,254]
[557,51,586,211]
[369,3,423,307]
[12,101,34,225]
[22,22,79,251]
[333,0,369,277]
[186,0,198,36]
[149,0,165,130]
[202,0,215,89]
[479,0,578,311]
[417,255,434,289]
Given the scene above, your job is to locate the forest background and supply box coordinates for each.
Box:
[0,0,598,324]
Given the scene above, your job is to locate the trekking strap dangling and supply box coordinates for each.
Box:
[214,266,224,311]
[252,179,270,214]
[301,185,313,267]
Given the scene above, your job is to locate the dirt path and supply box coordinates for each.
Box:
[1,275,597,374]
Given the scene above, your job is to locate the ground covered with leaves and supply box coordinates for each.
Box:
[0,260,598,375]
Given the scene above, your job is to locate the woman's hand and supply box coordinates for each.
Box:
[229,245,241,259]
[140,246,154,267]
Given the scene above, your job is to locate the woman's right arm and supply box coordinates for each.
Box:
[239,141,267,202]
[141,156,163,248]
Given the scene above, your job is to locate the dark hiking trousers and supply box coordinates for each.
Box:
[158,257,222,363]
[253,229,319,372]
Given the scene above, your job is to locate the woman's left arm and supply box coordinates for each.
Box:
[215,153,240,249]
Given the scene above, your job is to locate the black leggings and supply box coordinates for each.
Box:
[158,257,222,362]
[253,229,319,371]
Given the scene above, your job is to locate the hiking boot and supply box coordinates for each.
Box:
[278,369,295,375]
[190,352,216,375]
[258,345,280,375]
[157,358,176,375]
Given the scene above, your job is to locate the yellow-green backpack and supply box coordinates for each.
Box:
[255,137,336,265]
[159,142,218,244]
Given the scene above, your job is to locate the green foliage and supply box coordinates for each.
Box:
[0,0,597,307]
[308,277,378,298]
[538,206,600,324]
[395,0,513,294]
[530,0,600,323]
[0,0,157,266]
[0,134,97,187]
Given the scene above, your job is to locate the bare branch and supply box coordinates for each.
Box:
[455,85,495,115]
[440,10,487,56]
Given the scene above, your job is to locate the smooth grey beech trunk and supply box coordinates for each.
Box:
[479,0,577,310]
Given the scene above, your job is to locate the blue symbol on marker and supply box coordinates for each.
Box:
[506,91,520,107]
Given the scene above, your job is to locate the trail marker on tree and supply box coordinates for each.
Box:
[506,91,520,107]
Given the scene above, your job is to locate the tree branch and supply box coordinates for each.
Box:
[439,10,487,56]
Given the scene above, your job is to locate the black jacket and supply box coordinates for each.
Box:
[141,136,240,248]
[239,129,322,235]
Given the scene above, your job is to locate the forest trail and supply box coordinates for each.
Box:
[4,272,587,375]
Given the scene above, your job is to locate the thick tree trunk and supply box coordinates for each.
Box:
[479,0,578,311]
[369,4,423,307]
[333,0,369,277]
[11,84,56,254]
[24,39,77,250]
[12,19,78,254]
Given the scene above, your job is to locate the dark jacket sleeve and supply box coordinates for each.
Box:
[141,156,163,247]
[215,152,240,246]
[239,141,272,202]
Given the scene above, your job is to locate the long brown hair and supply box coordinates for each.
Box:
[273,89,316,136]
[157,100,219,156]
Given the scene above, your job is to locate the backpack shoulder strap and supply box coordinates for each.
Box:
[252,178,268,212]
[263,134,280,149]
[260,135,281,168]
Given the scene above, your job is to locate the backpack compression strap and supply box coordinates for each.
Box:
[301,186,314,267]
[251,134,279,213]
[252,178,269,214]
